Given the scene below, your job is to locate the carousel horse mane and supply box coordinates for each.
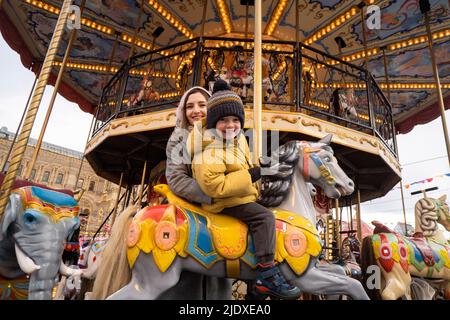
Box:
[90,205,138,300]
[415,195,449,238]
[258,141,333,208]
[258,141,300,207]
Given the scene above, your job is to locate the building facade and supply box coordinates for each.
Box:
[0,126,118,239]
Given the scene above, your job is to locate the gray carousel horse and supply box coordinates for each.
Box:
[91,135,369,300]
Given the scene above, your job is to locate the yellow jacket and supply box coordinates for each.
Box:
[187,121,259,213]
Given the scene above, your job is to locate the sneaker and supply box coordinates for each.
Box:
[255,265,301,300]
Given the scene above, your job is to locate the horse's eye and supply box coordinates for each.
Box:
[324,156,331,162]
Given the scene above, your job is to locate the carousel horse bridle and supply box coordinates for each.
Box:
[301,143,336,186]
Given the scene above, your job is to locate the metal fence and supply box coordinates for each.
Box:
[92,37,397,156]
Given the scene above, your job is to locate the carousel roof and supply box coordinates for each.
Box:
[0,0,449,133]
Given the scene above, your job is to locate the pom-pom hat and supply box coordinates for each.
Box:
[206,80,245,129]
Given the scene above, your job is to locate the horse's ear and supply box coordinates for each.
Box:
[318,134,333,145]
[438,195,447,202]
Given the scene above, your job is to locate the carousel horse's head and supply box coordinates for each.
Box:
[301,134,354,198]
[415,195,450,237]
[259,135,354,208]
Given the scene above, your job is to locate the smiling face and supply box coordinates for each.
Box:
[185,91,208,126]
[215,115,241,140]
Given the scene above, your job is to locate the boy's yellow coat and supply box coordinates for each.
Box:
[187,121,259,213]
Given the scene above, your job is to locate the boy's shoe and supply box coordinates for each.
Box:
[255,265,301,300]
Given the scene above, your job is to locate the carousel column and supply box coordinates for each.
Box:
[25,0,87,180]
[0,0,73,218]
[1,75,38,172]
[335,199,341,257]
[137,160,147,207]
[252,0,263,162]
[356,188,362,242]
[382,47,408,234]
[421,0,450,166]
[110,172,124,228]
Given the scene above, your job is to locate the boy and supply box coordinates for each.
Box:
[189,80,301,299]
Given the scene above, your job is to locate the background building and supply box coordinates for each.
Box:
[0,126,118,239]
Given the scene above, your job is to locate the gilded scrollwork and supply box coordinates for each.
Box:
[271,115,299,124]
[301,119,323,132]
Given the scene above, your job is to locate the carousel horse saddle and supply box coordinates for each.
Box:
[126,185,322,277]
[409,233,436,267]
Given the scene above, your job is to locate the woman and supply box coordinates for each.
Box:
[160,86,232,300]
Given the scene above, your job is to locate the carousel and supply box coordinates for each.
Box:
[0,0,449,300]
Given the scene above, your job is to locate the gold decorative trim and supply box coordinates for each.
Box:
[324,127,358,142]
[166,112,176,122]
[359,137,379,148]
[111,121,129,130]
[271,115,299,124]
[301,119,323,131]
[131,117,165,126]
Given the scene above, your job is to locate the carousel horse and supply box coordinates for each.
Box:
[361,195,450,300]
[91,135,369,300]
[127,76,160,109]
[329,88,358,120]
[0,186,82,299]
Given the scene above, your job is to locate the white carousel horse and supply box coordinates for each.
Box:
[361,196,450,300]
[91,135,369,300]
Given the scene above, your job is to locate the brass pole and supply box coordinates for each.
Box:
[74,33,119,185]
[424,12,450,166]
[0,0,74,218]
[252,0,262,163]
[245,2,249,39]
[295,0,299,44]
[335,199,340,256]
[356,189,362,241]
[359,4,369,69]
[200,0,208,38]
[1,75,38,172]
[110,172,124,227]
[127,0,145,60]
[381,47,391,101]
[137,160,147,206]
[26,0,87,180]
[382,47,408,232]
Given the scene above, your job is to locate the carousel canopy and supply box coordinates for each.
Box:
[0,0,448,134]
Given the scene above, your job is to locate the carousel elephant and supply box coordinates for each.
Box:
[0,186,82,299]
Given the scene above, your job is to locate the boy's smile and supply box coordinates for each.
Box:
[216,116,241,140]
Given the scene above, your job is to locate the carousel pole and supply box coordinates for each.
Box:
[1,75,38,172]
[200,0,208,39]
[127,0,145,60]
[74,33,120,186]
[381,47,408,234]
[137,160,147,206]
[358,2,369,69]
[110,172,124,227]
[0,0,74,218]
[25,0,87,180]
[245,1,249,39]
[335,199,341,256]
[253,0,262,162]
[356,189,362,241]
[421,1,450,166]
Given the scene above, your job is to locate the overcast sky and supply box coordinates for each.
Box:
[0,34,449,231]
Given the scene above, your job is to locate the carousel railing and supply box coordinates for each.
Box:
[92,36,397,156]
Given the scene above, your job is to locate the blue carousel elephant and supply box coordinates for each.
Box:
[0,186,81,299]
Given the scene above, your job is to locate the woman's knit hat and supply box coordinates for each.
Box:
[206,80,245,129]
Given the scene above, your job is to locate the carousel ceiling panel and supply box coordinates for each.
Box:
[368,39,450,79]
[0,0,449,130]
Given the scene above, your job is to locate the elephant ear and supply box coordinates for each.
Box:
[0,193,22,241]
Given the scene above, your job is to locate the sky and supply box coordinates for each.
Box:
[0,33,449,232]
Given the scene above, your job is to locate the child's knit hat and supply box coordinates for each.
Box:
[206,80,245,129]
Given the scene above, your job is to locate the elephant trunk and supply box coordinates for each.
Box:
[28,272,57,300]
